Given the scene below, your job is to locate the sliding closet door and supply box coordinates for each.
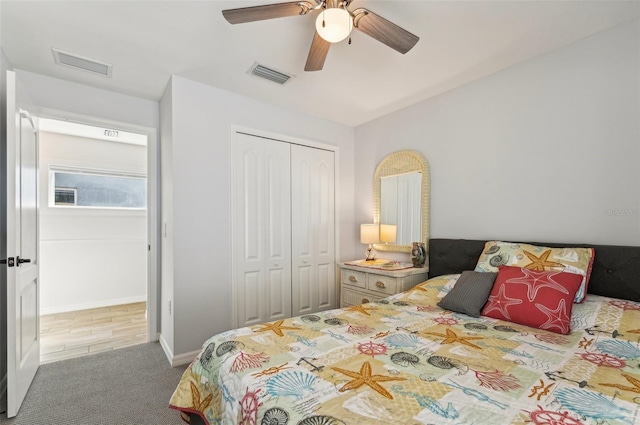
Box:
[291,145,336,315]
[233,133,292,328]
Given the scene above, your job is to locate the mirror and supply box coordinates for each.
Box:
[373,150,430,253]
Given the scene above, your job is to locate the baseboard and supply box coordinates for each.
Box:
[40,295,147,315]
[159,335,199,367]
[158,334,173,365]
[172,349,200,367]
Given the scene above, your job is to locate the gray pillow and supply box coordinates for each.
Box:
[437,271,497,317]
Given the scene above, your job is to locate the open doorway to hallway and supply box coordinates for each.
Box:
[37,118,149,363]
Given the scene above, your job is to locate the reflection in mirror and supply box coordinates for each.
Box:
[373,150,429,254]
[380,172,421,245]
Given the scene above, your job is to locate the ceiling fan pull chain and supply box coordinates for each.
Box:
[345,4,351,43]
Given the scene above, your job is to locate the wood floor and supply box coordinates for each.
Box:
[40,302,148,364]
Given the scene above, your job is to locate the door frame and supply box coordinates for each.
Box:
[229,125,341,329]
[35,107,160,341]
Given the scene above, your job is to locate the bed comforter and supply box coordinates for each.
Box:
[170,275,640,425]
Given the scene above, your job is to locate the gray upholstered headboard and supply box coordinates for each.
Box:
[428,239,640,303]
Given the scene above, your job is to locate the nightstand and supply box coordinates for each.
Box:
[338,262,429,307]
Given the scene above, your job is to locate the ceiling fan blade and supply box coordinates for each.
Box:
[223,1,315,24]
[304,31,330,71]
[351,8,419,54]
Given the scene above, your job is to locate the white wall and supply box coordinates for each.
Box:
[16,70,158,129]
[161,76,356,360]
[15,19,638,366]
[355,20,640,254]
[39,132,147,314]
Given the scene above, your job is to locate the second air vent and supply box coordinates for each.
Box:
[248,63,294,85]
[52,48,112,77]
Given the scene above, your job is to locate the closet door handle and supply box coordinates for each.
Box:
[274,263,279,267]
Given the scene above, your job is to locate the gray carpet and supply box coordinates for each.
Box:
[0,342,188,425]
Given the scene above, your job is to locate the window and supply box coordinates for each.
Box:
[50,168,146,209]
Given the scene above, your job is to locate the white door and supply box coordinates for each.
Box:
[5,70,40,418]
[233,133,291,328]
[291,145,336,315]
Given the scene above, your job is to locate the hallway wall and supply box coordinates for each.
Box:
[39,131,147,314]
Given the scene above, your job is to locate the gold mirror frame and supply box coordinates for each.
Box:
[373,150,430,253]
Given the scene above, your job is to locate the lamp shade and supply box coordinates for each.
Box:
[315,8,353,43]
[380,224,397,243]
[360,224,379,244]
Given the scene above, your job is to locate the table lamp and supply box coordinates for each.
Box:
[360,224,379,261]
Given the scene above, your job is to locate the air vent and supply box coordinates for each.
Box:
[248,63,294,85]
[52,48,112,77]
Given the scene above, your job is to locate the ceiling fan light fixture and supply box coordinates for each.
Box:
[315,8,353,43]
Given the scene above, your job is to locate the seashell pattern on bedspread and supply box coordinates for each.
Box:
[169,274,640,425]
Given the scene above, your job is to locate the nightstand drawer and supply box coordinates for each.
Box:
[338,262,429,308]
[367,275,398,295]
[342,287,381,305]
[341,269,367,289]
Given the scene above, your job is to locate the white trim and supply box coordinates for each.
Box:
[39,295,147,316]
[333,141,341,309]
[159,334,173,365]
[231,124,338,153]
[39,117,146,145]
[49,164,147,179]
[145,128,160,343]
[229,125,237,329]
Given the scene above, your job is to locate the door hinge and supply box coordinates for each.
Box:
[1,257,16,267]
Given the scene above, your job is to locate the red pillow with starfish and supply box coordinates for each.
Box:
[480,266,583,334]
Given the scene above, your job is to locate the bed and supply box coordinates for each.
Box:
[170,238,640,425]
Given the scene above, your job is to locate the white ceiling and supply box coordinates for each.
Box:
[2,1,638,126]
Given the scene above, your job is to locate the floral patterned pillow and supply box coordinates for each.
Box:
[474,241,594,303]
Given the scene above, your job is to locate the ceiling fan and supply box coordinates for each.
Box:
[222,0,419,71]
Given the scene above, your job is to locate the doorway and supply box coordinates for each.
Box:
[37,118,149,363]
